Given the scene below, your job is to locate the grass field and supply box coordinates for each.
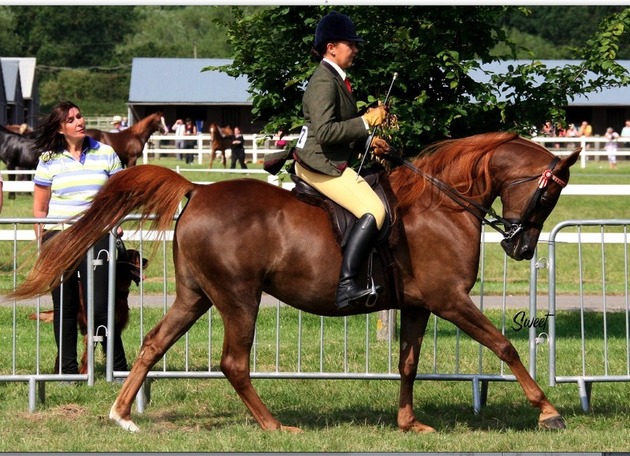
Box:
[1,306,630,453]
[0,157,629,452]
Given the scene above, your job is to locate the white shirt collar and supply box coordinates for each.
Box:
[323,58,347,80]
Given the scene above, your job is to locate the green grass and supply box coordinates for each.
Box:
[1,306,629,452]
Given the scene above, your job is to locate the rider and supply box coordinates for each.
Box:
[293,11,390,310]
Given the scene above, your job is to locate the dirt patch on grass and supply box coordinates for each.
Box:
[23,403,88,422]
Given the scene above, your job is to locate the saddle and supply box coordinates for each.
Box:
[289,171,403,308]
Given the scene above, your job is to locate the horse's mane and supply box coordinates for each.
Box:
[389,132,519,212]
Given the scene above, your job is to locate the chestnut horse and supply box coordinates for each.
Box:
[8,132,581,433]
[86,112,168,167]
[208,122,234,168]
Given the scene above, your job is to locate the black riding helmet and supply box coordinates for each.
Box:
[314,11,364,52]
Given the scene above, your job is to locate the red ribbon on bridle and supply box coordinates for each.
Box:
[538,168,567,189]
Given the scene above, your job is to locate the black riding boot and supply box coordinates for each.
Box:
[336,213,382,309]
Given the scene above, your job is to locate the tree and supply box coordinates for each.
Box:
[215,6,630,155]
[115,6,238,60]
[0,7,24,56]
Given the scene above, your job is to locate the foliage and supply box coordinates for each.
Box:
[216,6,630,155]
[39,69,129,114]
[0,7,23,56]
[500,5,630,58]
[114,6,238,61]
[9,6,138,68]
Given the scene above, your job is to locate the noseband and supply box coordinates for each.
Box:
[393,155,567,241]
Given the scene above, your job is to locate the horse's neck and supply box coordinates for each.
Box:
[132,117,156,141]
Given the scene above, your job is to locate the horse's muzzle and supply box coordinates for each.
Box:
[500,233,537,261]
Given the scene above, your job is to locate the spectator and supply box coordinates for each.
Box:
[565,122,579,150]
[541,121,554,137]
[109,115,124,133]
[620,119,630,148]
[579,121,593,151]
[274,130,287,149]
[230,126,247,169]
[31,100,128,376]
[183,118,197,165]
[171,119,185,160]
[604,127,619,170]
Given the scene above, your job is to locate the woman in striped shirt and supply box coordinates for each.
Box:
[32,101,127,376]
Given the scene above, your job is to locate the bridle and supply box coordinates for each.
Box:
[391,155,567,241]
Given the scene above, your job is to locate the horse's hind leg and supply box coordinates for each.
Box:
[435,297,564,429]
[109,294,211,432]
[217,300,301,433]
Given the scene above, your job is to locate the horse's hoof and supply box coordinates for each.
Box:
[539,415,566,430]
[110,407,140,433]
[400,422,436,433]
[279,425,303,434]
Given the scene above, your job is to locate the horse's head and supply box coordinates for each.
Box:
[154,112,168,134]
[497,143,581,260]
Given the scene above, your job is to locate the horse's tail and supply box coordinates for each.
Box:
[7,164,194,301]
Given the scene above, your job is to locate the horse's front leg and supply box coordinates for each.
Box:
[435,296,565,430]
[397,307,436,433]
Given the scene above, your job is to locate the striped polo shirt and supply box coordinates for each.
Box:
[34,137,123,229]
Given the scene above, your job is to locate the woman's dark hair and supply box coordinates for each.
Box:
[311,46,325,63]
[32,101,81,155]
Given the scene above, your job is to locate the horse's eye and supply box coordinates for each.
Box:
[540,192,554,208]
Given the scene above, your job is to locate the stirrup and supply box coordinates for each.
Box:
[364,275,381,307]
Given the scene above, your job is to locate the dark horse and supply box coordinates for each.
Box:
[208,122,234,168]
[29,247,148,375]
[86,112,168,167]
[0,125,40,199]
[9,132,581,433]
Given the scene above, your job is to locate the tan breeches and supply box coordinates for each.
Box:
[295,162,386,230]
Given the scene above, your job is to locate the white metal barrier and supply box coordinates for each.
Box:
[547,220,630,412]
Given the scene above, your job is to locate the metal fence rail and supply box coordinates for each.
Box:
[548,220,630,412]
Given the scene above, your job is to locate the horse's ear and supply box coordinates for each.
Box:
[561,147,581,169]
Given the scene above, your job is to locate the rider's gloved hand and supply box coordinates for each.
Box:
[362,103,389,128]
[370,137,391,157]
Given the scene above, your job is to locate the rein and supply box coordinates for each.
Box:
[389,154,566,240]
